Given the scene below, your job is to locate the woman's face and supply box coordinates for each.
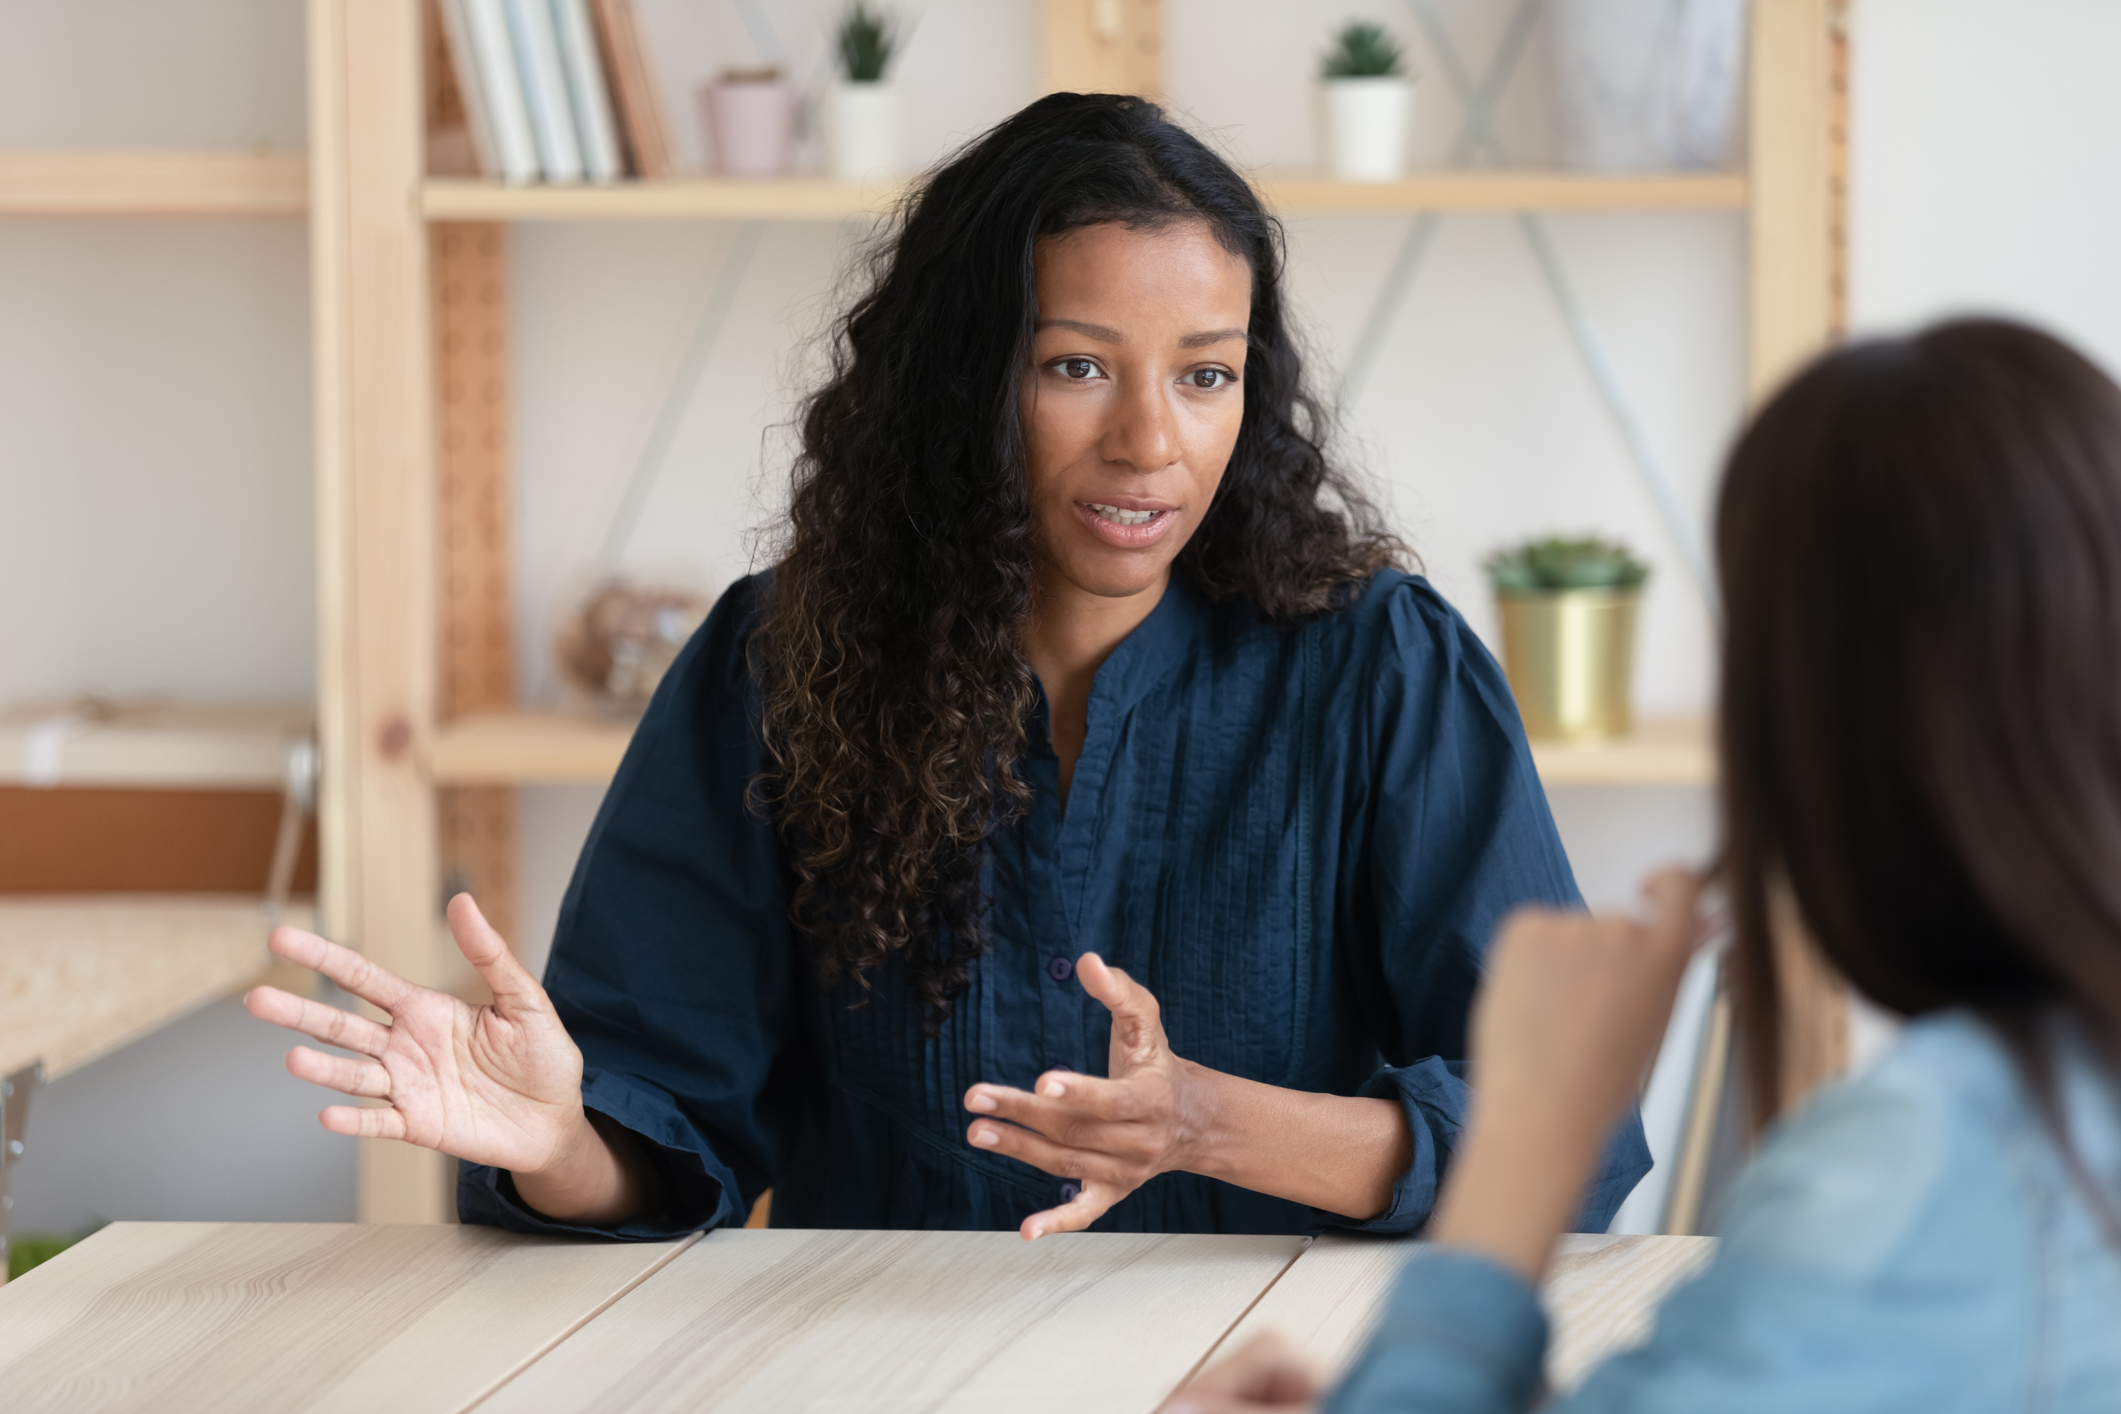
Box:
[1022,219,1252,605]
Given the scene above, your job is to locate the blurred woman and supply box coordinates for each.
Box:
[1179,319,2121,1411]
[246,94,1646,1241]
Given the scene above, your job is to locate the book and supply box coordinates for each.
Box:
[504,0,586,184]
[548,0,624,184]
[434,0,499,176]
[461,0,541,184]
[590,0,673,180]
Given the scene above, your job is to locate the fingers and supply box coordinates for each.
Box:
[267,926,413,1013]
[285,1044,391,1099]
[445,893,545,1012]
[1168,1332,1322,1409]
[967,1116,1140,1190]
[319,1104,409,1141]
[245,984,393,1058]
[967,1073,1143,1126]
[1075,954,1165,1063]
[1641,867,1707,957]
[1017,1181,1116,1241]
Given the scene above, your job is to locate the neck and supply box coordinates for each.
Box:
[1021,566,1170,691]
[1020,565,1170,805]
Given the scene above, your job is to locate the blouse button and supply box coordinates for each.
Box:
[1059,1181,1082,1203]
[1047,955,1074,981]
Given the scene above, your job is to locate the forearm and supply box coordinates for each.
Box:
[1426,1101,1610,1283]
[510,1107,663,1226]
[1178,1062,1413,1220]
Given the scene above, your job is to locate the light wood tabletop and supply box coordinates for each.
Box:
[1215,1231,1716,1395]
[0,1224,1714,1413]
[478,1228,1306,1414]
[0,1222,693,1414]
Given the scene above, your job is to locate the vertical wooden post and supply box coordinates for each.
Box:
[434,222,518,963]
[311,0,449,1224]
[1748,0,1836,401]
[1040,0,1163,99]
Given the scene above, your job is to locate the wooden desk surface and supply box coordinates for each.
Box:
[479,1228,1307,1414]
[0,1224,1713,1413]
[1218,1231,1716,1394]
[0,1223,692,1414]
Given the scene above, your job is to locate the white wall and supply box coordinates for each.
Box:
[13,0,2121,1234]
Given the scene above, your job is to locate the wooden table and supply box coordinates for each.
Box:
[0,1225,1714,1413]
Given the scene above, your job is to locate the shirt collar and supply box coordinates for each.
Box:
[1084,570,1216,721]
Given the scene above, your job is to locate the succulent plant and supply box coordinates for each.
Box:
[837,2,899,83]
[1321,21,1405,80]
[1484,536,1650,594]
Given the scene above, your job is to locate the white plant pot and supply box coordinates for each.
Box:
[1321,77,1413,183]
[1548,0,1746,170]
[823,82,901,184]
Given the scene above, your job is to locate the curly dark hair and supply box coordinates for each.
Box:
[753,93,1402,1031]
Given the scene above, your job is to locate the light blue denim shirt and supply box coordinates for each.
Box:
[1324,1010,2121,1413]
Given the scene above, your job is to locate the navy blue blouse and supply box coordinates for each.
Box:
[459,569,1649,1238]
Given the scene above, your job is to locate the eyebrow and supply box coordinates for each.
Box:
[1037,318,1249,350]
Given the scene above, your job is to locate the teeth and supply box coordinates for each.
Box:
[1087,503,1160,526]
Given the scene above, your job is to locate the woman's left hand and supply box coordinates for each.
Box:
[963,953,1209,1239]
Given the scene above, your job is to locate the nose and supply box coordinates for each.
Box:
[1096,371,1179,475]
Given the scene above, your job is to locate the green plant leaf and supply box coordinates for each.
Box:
[837,1,898,82]
[1321,21,1404,79]
[1483,535,1650,592]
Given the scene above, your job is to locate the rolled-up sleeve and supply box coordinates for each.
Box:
[1327,581,1649,1235]
[458,575,808,1239]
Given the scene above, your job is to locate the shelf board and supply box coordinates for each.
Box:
[0,151,307,218]
[423,176,902,222]
[0,894,308,1080]
[1259,169,1746,213]
[422,169,1746,224]
[1530,715,1715,788]
[432,711,634,785]
[0,701,313,791]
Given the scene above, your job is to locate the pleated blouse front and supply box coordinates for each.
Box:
[458,568,1650,1240]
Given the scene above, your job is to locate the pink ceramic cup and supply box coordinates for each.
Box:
[701,80,797,177]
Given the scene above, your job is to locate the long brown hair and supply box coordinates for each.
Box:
[1718,319,2121,1155]
[753,95,1400,1030]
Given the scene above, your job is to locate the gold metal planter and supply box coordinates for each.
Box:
[1496,588,1642,742]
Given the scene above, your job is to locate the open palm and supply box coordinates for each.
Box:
[244,894,585,1175]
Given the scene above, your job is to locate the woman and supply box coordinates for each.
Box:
[1178,318,2121,1412]
[246,94,1647,1240]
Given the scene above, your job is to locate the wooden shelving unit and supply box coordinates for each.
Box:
[0,151,307,219]
[0,702,313,789]
[0,896,309,1083]
[432,711,631,786]
[311,0,1843,1222]
[1530,716,1714,789]
[422,168,1745,224]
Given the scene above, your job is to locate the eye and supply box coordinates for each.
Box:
[1055,357,1101,381]
[1187,368,1235,390]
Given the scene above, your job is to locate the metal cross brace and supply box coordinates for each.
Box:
[1338,0,1718,614]
[596,222,764,572]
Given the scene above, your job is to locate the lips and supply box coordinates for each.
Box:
[1073,498,1179,549]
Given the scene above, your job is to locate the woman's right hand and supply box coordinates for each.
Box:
[245,893,592,1183]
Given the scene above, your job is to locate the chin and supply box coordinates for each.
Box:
[1054,552,1178,601]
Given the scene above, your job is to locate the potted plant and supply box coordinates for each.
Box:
[700,65,797,177]
[1319,21,1413,183]
[823,2,902,184]
[1484,536,1650,741]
